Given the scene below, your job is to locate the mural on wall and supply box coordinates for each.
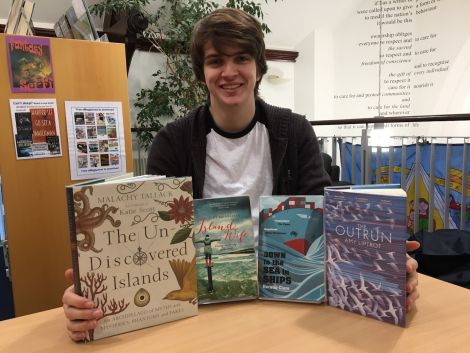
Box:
[342,142,470,232]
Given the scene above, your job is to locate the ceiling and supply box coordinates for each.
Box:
[0,0,362,50]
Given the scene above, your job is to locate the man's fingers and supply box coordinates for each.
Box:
[406,288,420,312]
[406,254,418,273]
[64,268,74,282]
[406,240,420,252]
[63,304,102,321]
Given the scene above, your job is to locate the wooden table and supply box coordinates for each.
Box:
[1,274,469,353]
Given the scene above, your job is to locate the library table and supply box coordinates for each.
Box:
[0,274,469,353]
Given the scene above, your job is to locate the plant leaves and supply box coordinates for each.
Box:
[171,227,192,244]
[158,211,172,221]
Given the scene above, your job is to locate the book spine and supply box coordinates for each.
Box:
[65,187,82,295]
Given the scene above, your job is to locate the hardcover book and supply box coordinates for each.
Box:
[193,196,258,304]
[6,35,55,93]
[66,175,198,341]
[258,196,325,303]
[324,184,408,327]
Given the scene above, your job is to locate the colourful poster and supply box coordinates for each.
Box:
[6,35,55,93]
[9,99,62,159]
[65,101,126,180]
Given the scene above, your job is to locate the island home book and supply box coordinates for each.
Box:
[324,185,408,327]
[66,175,197,341]
[258,196,325,303]
[193,196,258,304]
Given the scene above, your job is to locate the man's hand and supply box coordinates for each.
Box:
[62,269,103,342]
[405,241,420,312]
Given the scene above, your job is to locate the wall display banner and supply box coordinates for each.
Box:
[330,0,470,137]
[9,98,62,159]
[65,101,126,180]
[6,35,55,93]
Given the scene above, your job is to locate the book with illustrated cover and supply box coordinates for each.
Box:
[66,175,198,341]
[6,35,55,93]
[324,184,408,327]
[14,112,32,137]
[15,134,32,157]
[258,196,325,303]
[30,108,57,144]
[193,196,258,304]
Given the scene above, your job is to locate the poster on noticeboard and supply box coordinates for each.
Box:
[65,101,127,180]
[6,35,55,93]
[9,98,62,160]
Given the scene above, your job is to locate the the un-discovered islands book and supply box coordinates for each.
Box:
[192,196,258,304]
[324,184,408,327]
[258,196,325,303]
[66,175,198,341]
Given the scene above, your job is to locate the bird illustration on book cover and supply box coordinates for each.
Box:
[69,177,197,341]
[324,189,408,327]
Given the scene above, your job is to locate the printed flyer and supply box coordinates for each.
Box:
[9,99,62,159]
[65,101,126,180]
[6,35,55,93]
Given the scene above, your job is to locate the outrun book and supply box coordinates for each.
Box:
[324,184,408,327]
[66,175,198,341]
[258,196,325,303]
[193,196,258,304]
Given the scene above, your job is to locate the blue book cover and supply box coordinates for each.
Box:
[193,196,258,304]
[324,185,408,327]
[258,196,325,303]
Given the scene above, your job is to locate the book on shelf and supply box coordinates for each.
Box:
[66,175,198,341]
[54,0,99,40]
[192,196,258,304]
[258,196,325,303]
[324,184,409,327]
[4,0,35,36]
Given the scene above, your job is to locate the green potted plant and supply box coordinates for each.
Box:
[91,0,279,150]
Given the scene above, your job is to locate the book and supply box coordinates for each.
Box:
[14,112,32,137]
[15,134,33,157]
[30,108,57,144]
[13,0,34,36]
[324,184,408,327]
[57,15,74,38]
[53,21,64,37]
[6,35,54,93]
[66,175,198,341]
[55,0,99,40]
[258,196,325,303]
[192,196,258,304]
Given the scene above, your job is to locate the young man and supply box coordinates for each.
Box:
[62,8,419,341]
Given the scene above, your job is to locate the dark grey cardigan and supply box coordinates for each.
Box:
[146,99,331,199]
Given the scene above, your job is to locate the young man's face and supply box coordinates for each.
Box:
[202,42,260,109]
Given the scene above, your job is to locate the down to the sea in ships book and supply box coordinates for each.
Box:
[66,176,198,341]
[258,196,325,303]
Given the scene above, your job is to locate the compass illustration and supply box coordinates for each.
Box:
[133,246,148,266]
